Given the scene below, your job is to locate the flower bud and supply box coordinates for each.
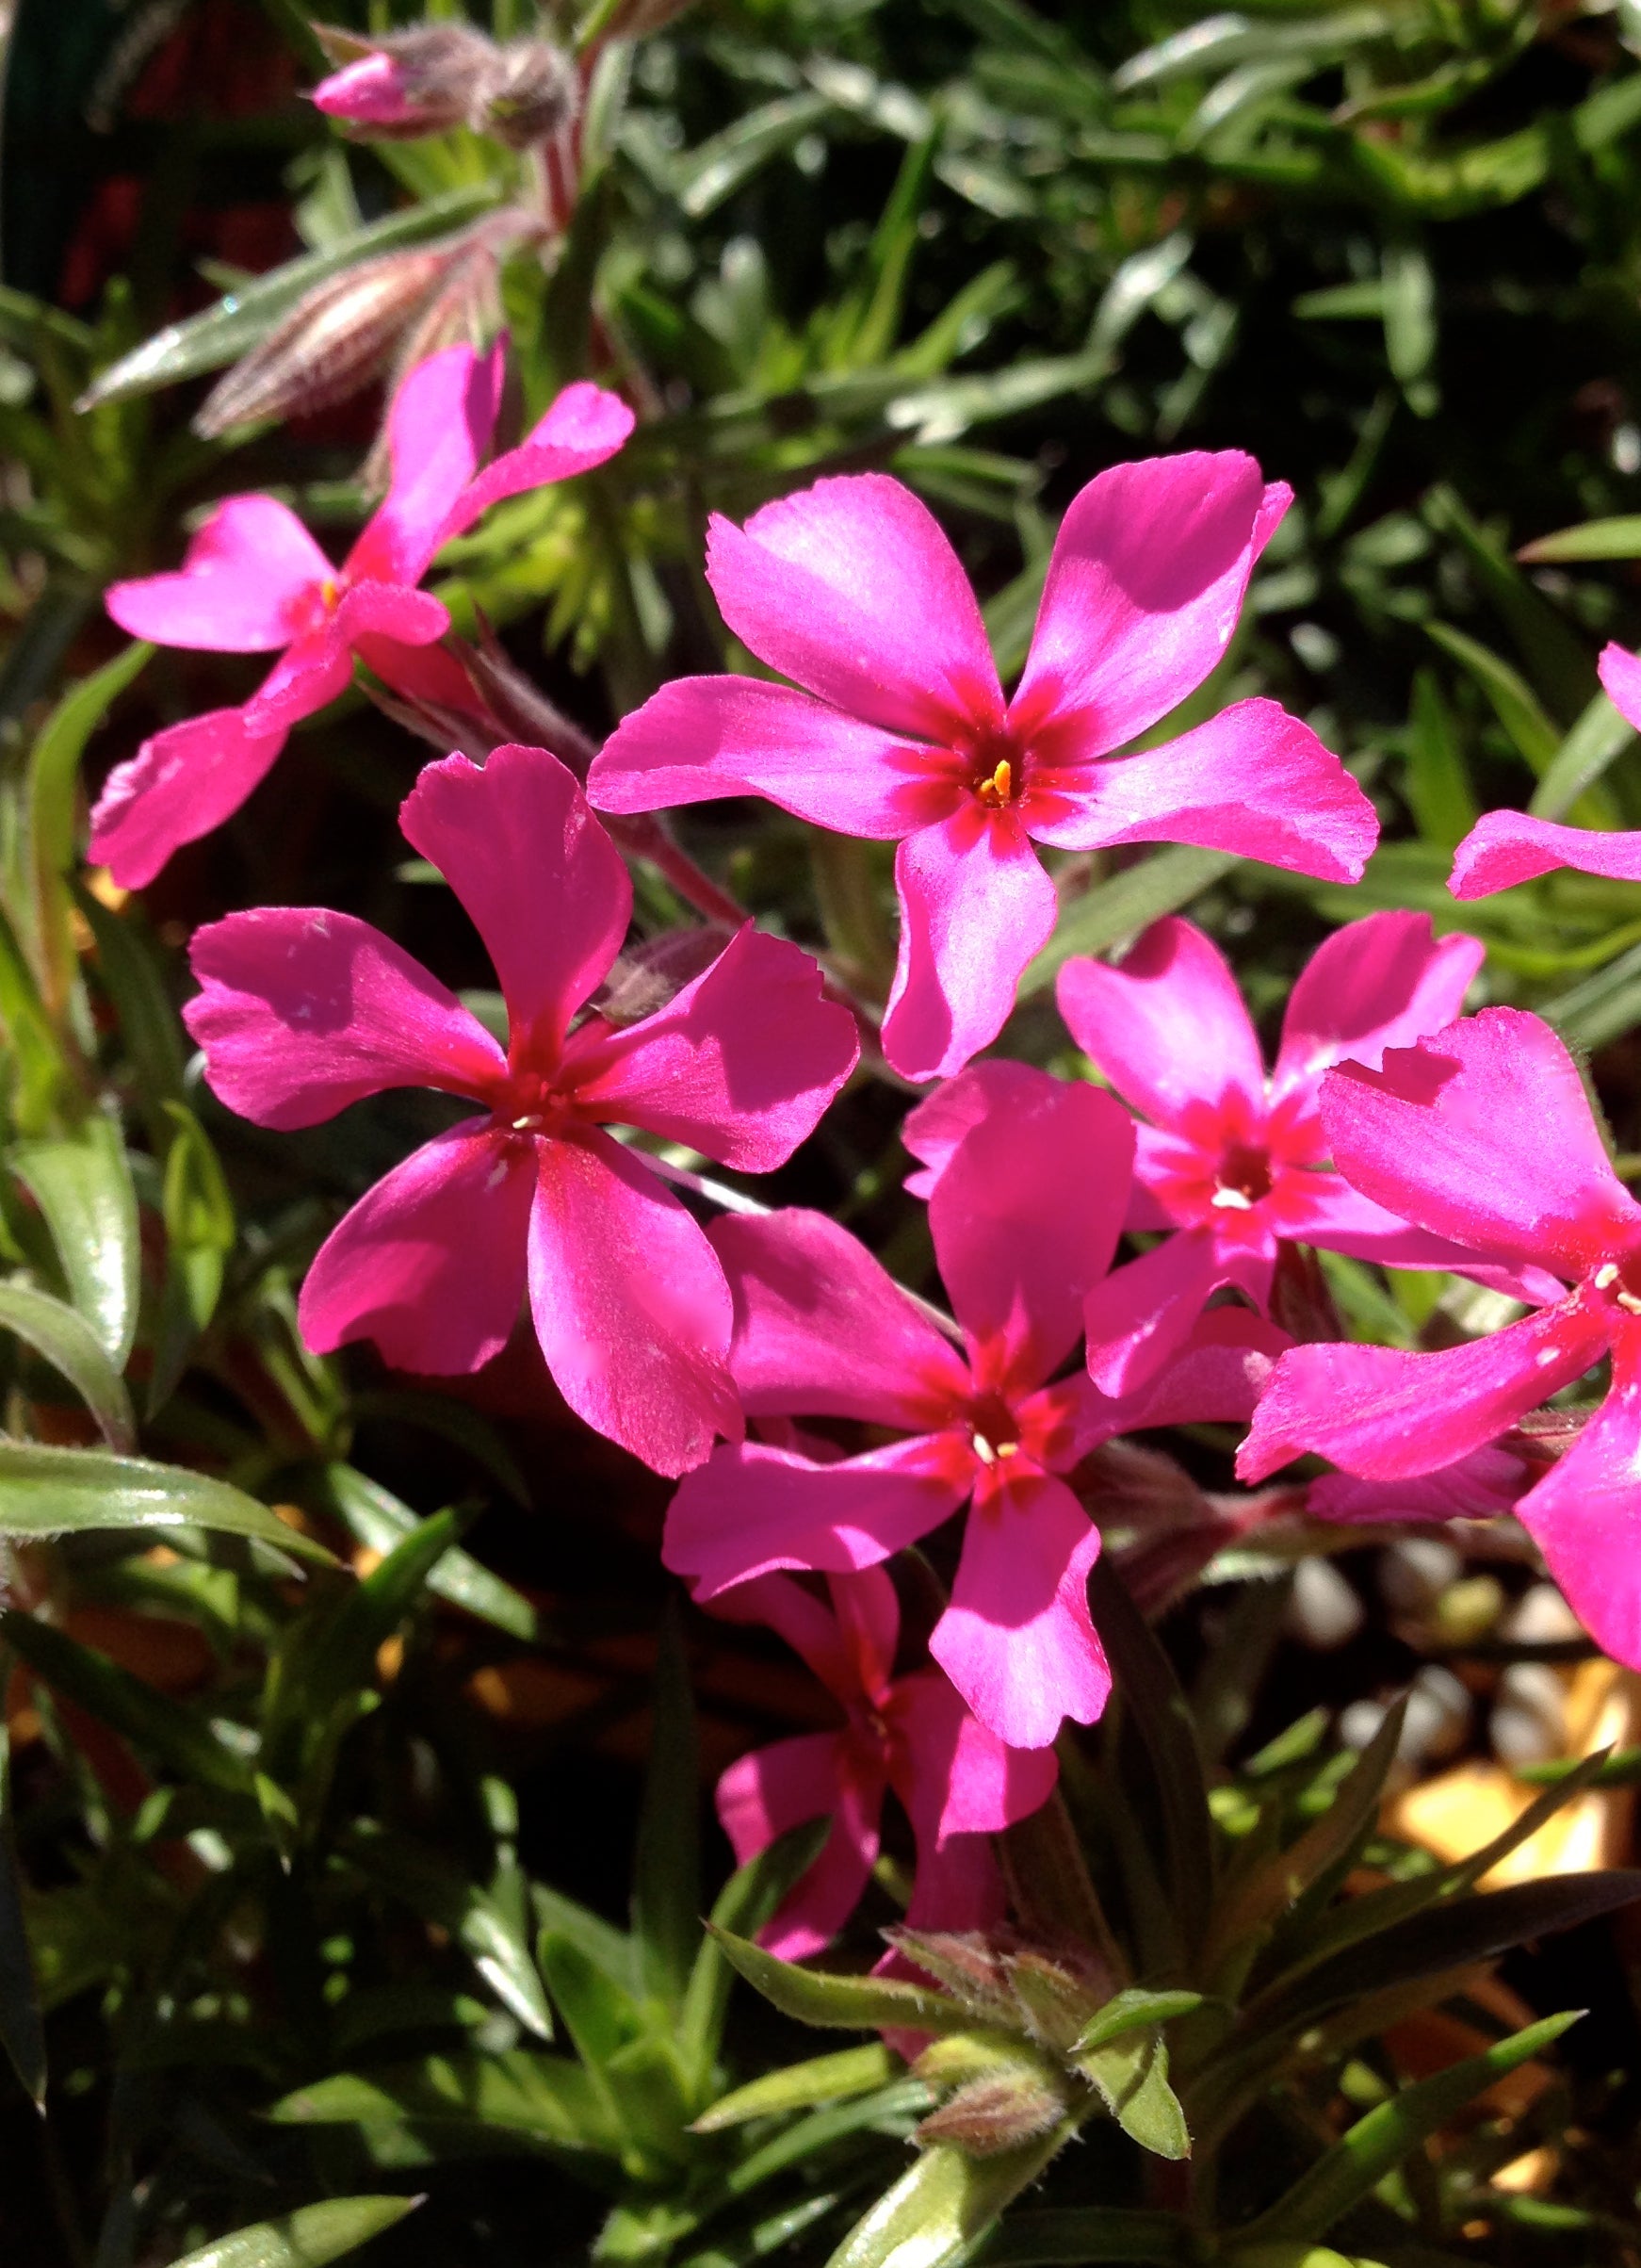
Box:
[310,22,577,151]
[913,2068,1068,2156]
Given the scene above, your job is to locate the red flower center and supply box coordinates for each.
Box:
[967,1391,1021,1463]
[1588,1250,1641,1316]
[1210,1139,1274,1213]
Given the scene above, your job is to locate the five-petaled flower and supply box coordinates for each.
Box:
[184,743,859,1477]
[1239,1004,1641,1672]
[665,1076,1285,1747]
[99,342,633,886]
[1449,644,1641,898]
[707,1567,1056,1958]
[586,455,1378,1082]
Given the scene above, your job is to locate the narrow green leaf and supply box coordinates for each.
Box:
[976,2209,1194,2265]
[27,644,152,1010]
[1075,2028,1189,2160]
[71,881,188,1127]
[346,1826,554,2041]
[1023,848,1236,995]
[269,2050,617,2156]
[0,898,69,1134]
[632,1603,702,2011]
[13,1115,140,1367]
[826,2128,1074,2268]
[0,1279,135,1447]
[1071,1989,1204,2057]
[151,1100,236,1410]
[0,1441,334,1560]
[707,1925,973,2036]
[1237,2011,1582,2245]
[1,1610,252,1795]
[679,1818,831,2094]
[1402,669,1475,846]
[1529,689,1636,822]
[0,1723,46,2109]
[1518,514,1641,563]
[693,2045,901,2131]
[308,1463,539,1641]
[163,2194,419,2268]
[1381,241,1436,400]
[1426,623,1558,774]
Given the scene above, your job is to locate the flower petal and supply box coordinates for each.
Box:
[709,1208,972,1428]
[564,924,858,1169]
[1289,1175,1566,1306]
[717,1735,882,1959]
[1511,1330,1641,1672]
[89,705,290,889]
[528,1129,740,1477]
[1319,1007,1641,1280]
[1050,1305,1289,1464]
[705,1569,878,1701]
[1083,1226,1246,1398]
[706,473,1003,741]
[1011,452,1288,757]
[902,1061,1064,1198]
[1271,910,1485,1109]
[587,676,948,837]
[239,626,356,735]
[299,1122,534,1374]
[1237,1297,1609,1484]
[933,1461,1110,1749]
[1029,697,1377,884]
[399,745,630,1062]
[1056,917,1264,1132]
[1600,639,1641,729]
[883,807,1059,1084]
[186,906,505,1129]
[888,1671,1058,1845]
[345,341,506,588]
[664,1434,975,1597]
[929,1076,1134,1394]
[436,381,635,547]
[1449,809,1641,898]
[106,496,330,651]
[1310,1443,1532,1525]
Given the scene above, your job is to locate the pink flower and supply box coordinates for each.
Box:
[665,1077,1285,1746]
[1238,1004,1641,1670]
[314,50,445,130]
[183,743,858,1477]
[586,458,1378,1082]
[708,1567,1055,1958]
[1035,911,1546,1395]
[98,344,633,886]
[1449,645,1641,897]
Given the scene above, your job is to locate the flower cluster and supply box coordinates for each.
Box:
[110,330,1641,1954]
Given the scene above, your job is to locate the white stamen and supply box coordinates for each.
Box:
[1596,1263,1619,1288]
[1210,1186,1254,1211]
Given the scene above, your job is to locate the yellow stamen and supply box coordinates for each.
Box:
[976,758,1013,807]
[319,576,340,612]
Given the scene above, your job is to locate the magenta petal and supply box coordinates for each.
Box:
[706,473,1003,742]
[400,745,631,1061]
[299,1123,534,1374]
[1319,1007,1641,1281]
[718,1736,882,1959]
[436,381,635,547]
[708,1209,972,1428]
[346,342,506,588]
[1084,1227,1232,1398]
[1012,452,1287,757]
[902,1062,1064,1198]
[1449,809,1641,899]
[1289,1175,1565,1305]
[1237,1298,1610,1484]
[889,1671,1058,1844]
[1271,910,1485,1108]
[705,1569,870,1700]
[587,675,946,837]
[1031,697,1378,883]
[1600,640,1641,730]
[564,925,858,1170]
[106,496,330,652]
[1055,1305,1289,1462]
[664,1434,975,1597]
[186,906,505,1130]
[1310,1443,1531,1526]
[884,808,1059,1084]
[930,1078,1134,1394]
[528,1130,740,1477]
[89,706,289,889]
[934,1463,1110,1749]
[1056,917,1264,1131]
[333,581,449,651]
[240,627,355,735]
[1510,1332,1641,1672]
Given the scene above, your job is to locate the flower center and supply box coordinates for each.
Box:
[495,1068,575,1140]
[968,1392,1021,1464]
[1589,1252,1641,1316]
[975,757,1015,808]
[1210,1139,1274,1212]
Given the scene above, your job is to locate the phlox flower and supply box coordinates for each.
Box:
[1238,1004,1641,1670]
[586,456,1377,1083]
[99,342,633,886]
[1449,645,1641,897]
[665,1076,1285,1747]
[184,742,858,1477]
[707,1567,1056,1959]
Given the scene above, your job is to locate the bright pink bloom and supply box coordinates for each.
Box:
[665,1079,1285,1746]
[1449,645,1641,897]
[1308,1441,1535,1526]
[1040,912,1535,1395]
[709,1567,1055,1958]
[586,458,1378,1083]
[98,344,633,886]
[1238,1005,1641,1670]
[314,52,437,129]
[183,743,857,1477]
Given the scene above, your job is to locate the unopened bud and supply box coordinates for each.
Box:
[913,2069,1068,2156]
[881,1929,1018,2024]
[311,22,577,151]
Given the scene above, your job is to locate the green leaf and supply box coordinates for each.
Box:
[707,1926,974,2036]
[1402,669,1475,846]
[1381,241,1436,408]
[1023,849,1237,996]
[1,1610,253,1795]
[150,1100,236,1410]
[270,2050,619,2157]
[1519,515,1641,563]
[164,2195,419,2268]
[76,188,501,408]
[826,2128,1074,2268]
[13,1115,140,1367]
[307,1463,539,1641]
[693,2044,902,2132]
[1236,2011,1582,2245]
[0,1440,334,1559]
[976,2210,1194,2265]
[1071,1989,1205,2057]
[71,880,188,1129]
[1074,2027,1189,2160]
[1529,690,1636,823]
[0,898,69,1134]
[1425,623,1558,775]
[631,1603,702,2011]
[0,1278,135,1448]
[27,644,152,1012]
[678,1818,832,2096]
[346,1825,554,2041]
[0,1723,46,2110]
